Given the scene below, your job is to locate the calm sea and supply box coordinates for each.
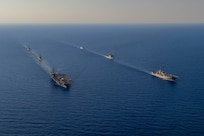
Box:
[0,24,204,136]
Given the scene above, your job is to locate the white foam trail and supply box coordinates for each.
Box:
[61,41,105,57]
[114,59,150,74]
[24,46,52,74]
[39,60,52,74]
[85,48,105,57]
[84,47,150,74]
[61,41,150,74]
[61,41,79,49]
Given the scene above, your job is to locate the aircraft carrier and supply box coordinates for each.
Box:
[50,70,71,88]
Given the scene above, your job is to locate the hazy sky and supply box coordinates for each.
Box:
[0,0,204,24]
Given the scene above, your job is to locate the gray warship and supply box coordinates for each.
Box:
[79,46,85,50]
[37,55,42,62]
[151,69,179,81]
[50,70,71,88]
[105,54,114,60]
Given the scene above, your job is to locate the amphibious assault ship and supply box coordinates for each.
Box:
[151,69,179,81]
[50,70,71,88]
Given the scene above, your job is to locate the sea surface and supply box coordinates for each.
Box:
[0,24,204,136]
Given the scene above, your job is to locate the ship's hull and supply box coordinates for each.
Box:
[50,73,71,88]
[151,72,175,82]
[51,77,69,88]
[79,46,84,50]
[37,57,42,62]
[105,56,113,60]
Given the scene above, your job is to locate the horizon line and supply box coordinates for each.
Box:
[1,23,204,25]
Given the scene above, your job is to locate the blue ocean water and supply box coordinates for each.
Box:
[0,24,204,136]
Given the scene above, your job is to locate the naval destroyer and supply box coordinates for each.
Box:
[37,55,42,62]
[105,54,114,60]
[79,46,85,50]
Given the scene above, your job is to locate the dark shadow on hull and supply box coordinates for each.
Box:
[50,79,71,90]
[151,76,178,86]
